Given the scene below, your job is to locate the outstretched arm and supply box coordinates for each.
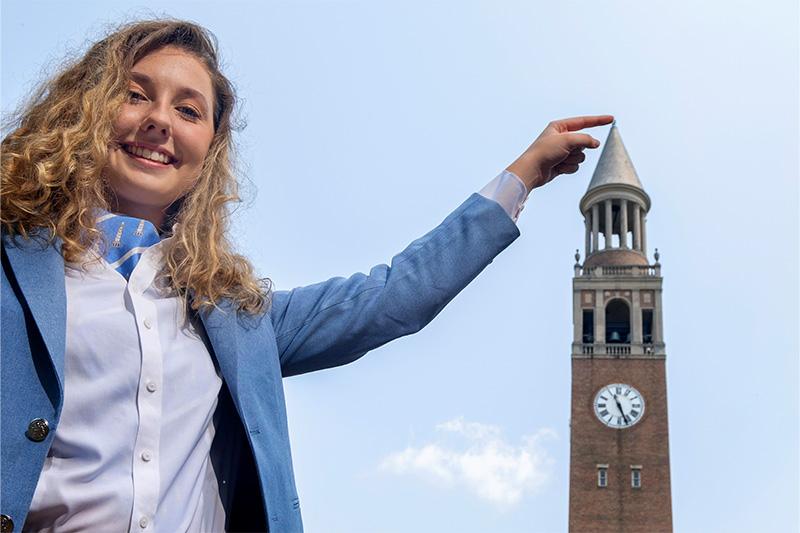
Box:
[270,115,612,377]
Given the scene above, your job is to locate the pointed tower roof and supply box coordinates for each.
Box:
[586,122,644,192]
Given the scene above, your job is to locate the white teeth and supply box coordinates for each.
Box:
[125,144,171,164]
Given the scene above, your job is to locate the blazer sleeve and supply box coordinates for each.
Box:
[269,193,521,377]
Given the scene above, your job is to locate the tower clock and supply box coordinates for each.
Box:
[568,123,673,532]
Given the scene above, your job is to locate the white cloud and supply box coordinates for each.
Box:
[379,417,556,509]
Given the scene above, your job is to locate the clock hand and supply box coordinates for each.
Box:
[613,394,622,413]
[613,395,629,424]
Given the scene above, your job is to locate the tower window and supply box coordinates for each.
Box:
[642,309,653,343]
[631,466,642,488]
[582,310,594,343]
[605,299,631,343]
[597,465,608,488]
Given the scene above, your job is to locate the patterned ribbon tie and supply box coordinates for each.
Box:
[96,212,161,280]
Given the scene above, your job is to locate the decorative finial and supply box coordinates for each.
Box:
[654,248,660,264]
[573,248,583,274]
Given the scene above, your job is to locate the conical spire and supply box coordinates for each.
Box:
[586,122,644,192]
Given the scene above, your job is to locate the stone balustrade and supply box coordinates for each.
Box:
[574,342,664,358]
[577,264,660,278]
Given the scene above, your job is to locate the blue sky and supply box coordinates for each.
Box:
[2,1,798,532]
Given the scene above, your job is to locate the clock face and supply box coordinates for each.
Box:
[593,383,645,429]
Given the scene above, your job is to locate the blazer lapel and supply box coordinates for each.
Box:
[2,231,67,395]
[198,299,241,401]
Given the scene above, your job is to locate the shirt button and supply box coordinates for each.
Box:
[141,450,153,462]
[143,318,152,329]
[139,516,149,528]
[146,381,158,393]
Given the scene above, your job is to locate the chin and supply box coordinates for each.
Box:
[106,179,176,213]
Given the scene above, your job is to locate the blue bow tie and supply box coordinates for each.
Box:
[95,212,161,280]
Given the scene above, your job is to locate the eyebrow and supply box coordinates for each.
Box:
[130,71,211,116]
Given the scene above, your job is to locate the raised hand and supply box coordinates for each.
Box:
[505,115,614,193]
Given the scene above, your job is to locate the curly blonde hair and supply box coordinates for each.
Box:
[1,19,271,315]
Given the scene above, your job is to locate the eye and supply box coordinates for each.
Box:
[128,90,147,103]
[177,106,201,120]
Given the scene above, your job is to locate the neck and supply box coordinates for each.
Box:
[108,199,169,231]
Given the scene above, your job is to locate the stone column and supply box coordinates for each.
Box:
[632,290,642,347]
[604,199,613,249]
[654,288,664,344]
[595,289,605,344]
[641,213,648,258]
[592,203,599,252]
[585,215,591,257]
[573,289,582,345]
[620,199,628,248]
[633,203,641,251]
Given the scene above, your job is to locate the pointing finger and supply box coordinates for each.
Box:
[551,115,614,132]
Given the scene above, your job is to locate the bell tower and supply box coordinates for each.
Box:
[568,123,673,532]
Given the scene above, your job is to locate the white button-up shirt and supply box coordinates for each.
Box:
[24,170,528,532]
[25,231,226,532]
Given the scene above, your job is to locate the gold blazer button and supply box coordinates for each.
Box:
[26,418,50,442]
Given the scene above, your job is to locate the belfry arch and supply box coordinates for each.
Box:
[605,298,630,344]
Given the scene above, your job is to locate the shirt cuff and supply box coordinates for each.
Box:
[478,169,530,223]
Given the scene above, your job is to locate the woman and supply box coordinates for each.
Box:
[1,18,611,533]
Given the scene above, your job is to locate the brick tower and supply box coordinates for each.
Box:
[568,123,673,532]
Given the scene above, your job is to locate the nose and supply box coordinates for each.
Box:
[140,102,172,137]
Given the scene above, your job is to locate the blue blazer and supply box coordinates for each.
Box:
[0,193,520,532]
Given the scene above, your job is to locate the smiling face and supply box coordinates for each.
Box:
[105,45,215,227]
